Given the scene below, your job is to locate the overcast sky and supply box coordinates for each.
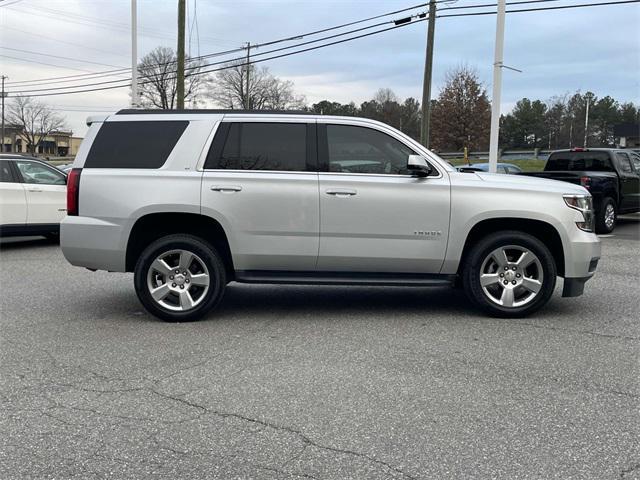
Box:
[1,0,639,137]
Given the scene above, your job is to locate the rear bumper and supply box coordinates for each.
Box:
[61,216,126,271]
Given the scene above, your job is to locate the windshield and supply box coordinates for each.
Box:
[545,151,613,172]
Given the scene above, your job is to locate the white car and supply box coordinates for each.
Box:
[0,155,67,239]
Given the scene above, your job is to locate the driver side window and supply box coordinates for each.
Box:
[325,124,417,175]
[15,160,66,185]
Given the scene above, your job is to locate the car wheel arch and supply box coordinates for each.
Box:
[125,212,234,279]
[457,217,565,278]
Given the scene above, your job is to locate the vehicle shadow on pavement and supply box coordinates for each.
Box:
[215,284,474,318]
[0,236,58,250]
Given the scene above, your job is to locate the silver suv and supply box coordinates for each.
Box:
[61,110,601,321]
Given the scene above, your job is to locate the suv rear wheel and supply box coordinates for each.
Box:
[134,234,226,322]
[462,231,557,317]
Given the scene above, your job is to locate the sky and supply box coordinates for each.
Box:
[1,0,639,137]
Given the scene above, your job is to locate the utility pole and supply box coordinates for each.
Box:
[245,42,251,110]
[488,0,506,174]
[583,96,590,148]
[1,75,6,153]
[420,0,437,148]
[177,0,186,109]
[131,0,138,107]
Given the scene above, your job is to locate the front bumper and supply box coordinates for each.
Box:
[562,275,593,297]
[561,234,600,297]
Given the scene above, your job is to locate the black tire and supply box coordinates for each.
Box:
[595,197,616,234]
[134,234,226,322]
[462,230,557,318]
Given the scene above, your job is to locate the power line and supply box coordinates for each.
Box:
[437,0,638,17]
[2,25,128,60]
[0,54,97,73]
[5,0,638,97]
[0,46,127,70]
[6,1,433,86]
[8,11,426,94]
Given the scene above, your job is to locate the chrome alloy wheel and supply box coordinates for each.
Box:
[604,203,615,230]
[479,245,544,308]
[146,249,210,311]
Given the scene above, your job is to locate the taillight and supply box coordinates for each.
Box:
[580,176,591,189]
[67,168,81,216]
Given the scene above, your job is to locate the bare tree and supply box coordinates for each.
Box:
[137,46,204,109]
[7,96,66,154]
[373,88,399,104]
[207,62,305,110]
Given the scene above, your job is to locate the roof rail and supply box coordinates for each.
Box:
[115,108,313,115]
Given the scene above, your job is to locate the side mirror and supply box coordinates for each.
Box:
[407,155,433,177]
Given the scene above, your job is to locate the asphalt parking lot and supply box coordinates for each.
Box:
[1,216,639,479]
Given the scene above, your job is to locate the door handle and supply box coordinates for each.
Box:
[27,188,43,192]
[211,185,242,193]
[325,188,357,197]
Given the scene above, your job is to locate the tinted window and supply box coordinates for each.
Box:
[616,152,633,173]
[206,123,307,171]
[85,121,188,168]
[545,151,613,172]
[15,161,66,185]
[325,125,416,175]
[0,161,14,183]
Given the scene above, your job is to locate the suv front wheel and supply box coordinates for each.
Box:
[462,231,557,317]
[134,234,226,322]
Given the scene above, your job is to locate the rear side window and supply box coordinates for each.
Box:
[0,161,14,182]
[545,151,613,172]
[85,120,188,168]
[615,152,633,173]
[15,160,66,185]
[205,122,308,172]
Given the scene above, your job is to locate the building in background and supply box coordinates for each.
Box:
[1,124,81,157]
[614,123,640,148]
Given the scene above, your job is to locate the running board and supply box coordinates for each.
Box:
[234,270,455,287]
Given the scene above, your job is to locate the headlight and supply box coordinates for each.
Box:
[563,194,594,232]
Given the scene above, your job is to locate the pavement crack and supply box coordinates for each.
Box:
[518,322,639,341]
[621,462,640,478]
[148,388,209,413]
[257,465,319,479]
[144,390,416,479]
[153,355,222,384]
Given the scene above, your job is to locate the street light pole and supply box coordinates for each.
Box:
[245,42,251,110]
[131,0,138,107]
[1,75,6,153]
[488,0,506,174]
[420,0,437,148]
[583,96,590,148]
